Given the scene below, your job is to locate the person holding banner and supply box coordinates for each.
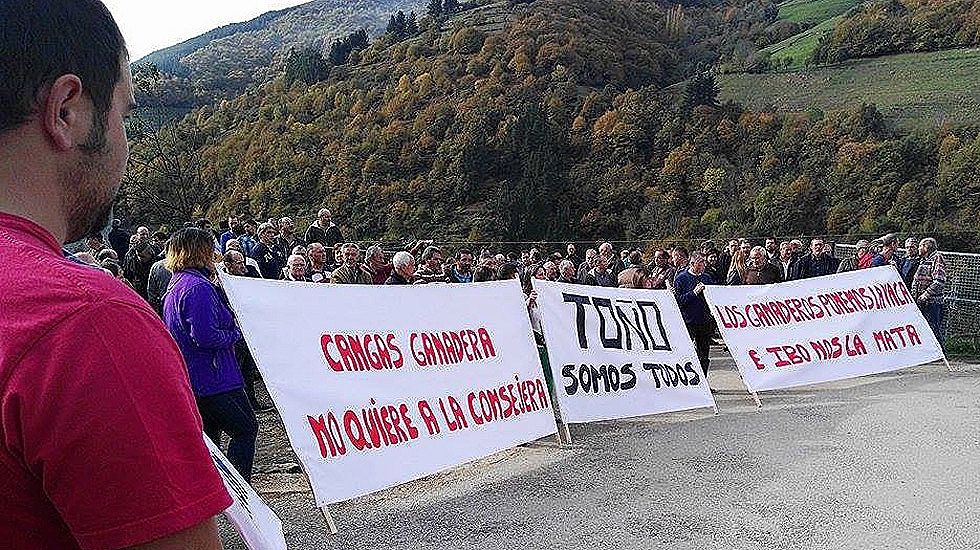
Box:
[674,251,716,377]
[165,228,259,482]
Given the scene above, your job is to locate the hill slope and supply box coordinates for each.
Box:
[123,0,980,250]
[134,0,423,99]
[761,0,862,69]
[720,47,980,129]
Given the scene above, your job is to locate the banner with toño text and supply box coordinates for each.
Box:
[534,280,716,423]
[220,275,557,505]
[703,266,945,393]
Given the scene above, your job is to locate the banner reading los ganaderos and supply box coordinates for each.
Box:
[220,276,557,506]
[533,280,716,423]
[703,266,946,393]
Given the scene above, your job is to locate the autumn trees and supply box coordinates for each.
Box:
[122,0,980,251]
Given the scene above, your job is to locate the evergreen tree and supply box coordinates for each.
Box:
[682,70,719,111]
[350,29,369,51]
[427,0,443,17]
[284,47,330,84]
[387,11,407,39]
[327,38,351,65]
[327,29,370,65]
[444,0,460,14]
[406,11,420,36]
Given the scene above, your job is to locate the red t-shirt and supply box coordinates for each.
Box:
[0,213,231,550]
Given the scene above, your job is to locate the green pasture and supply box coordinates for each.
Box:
[719,47,980,130]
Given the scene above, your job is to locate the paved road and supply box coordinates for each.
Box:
[220,356,980,550]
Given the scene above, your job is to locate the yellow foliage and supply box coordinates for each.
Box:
[592,110,618,136]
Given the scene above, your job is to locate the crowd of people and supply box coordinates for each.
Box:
[75,211,950,415]
[0,3,958,547]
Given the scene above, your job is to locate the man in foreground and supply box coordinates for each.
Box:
[0,1,229,548]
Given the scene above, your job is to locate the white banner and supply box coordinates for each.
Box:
[534,280,716,423]
[703,266,945,392]
[204,436,287,550]
[220,276,557,505]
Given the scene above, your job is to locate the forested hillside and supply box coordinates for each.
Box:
[133,0,424,107]
[122,0,980,250]
[812,0,980,63]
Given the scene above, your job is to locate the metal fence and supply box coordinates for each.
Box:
[836,244,980,343]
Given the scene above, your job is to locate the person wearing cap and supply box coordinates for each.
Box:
[838,239,872,273]
[870,233,899,268]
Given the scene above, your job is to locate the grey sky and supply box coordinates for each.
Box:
[102,0,303,61]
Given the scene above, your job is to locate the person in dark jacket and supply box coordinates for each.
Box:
[304,208,345,247]
[447,249,474,283]
[899,236,920,289]
[870,233,899,268]
[146,255,172,316]
[386,251,417,284]
[775,241,798,281]
[674,251,716,377]
[123,231,161,298]
[583,254,616,287]
[251,221,286,279]
[222,249,272,411]
[726,250,746,286]
[796,238,839,279]
[107,218,130,260]
[164,228,258,481]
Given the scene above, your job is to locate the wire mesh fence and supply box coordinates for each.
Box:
[836,244,980,344]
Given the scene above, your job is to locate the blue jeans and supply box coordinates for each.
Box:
[197,388,258,482]
[920,302,945,348]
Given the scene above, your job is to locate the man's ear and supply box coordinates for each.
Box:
[42,74,86,151]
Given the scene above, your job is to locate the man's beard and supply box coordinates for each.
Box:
[64,113,118,243]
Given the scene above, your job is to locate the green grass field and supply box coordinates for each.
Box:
[761,0,864,70]
[762,15,841,69]
[778,0,862,25]
[719,47,980,129]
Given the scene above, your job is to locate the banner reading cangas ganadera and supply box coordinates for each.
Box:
[220,276,557,505]
[703,266,946,393]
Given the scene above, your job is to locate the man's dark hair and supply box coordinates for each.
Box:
[473,265,496,283]
[673,245,689,257]
[0,0,126,135]
[101,259,122,277]
[497,262,519,280]
[457,249,473,259]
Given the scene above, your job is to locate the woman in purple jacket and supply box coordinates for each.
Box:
[164,228,258,481]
